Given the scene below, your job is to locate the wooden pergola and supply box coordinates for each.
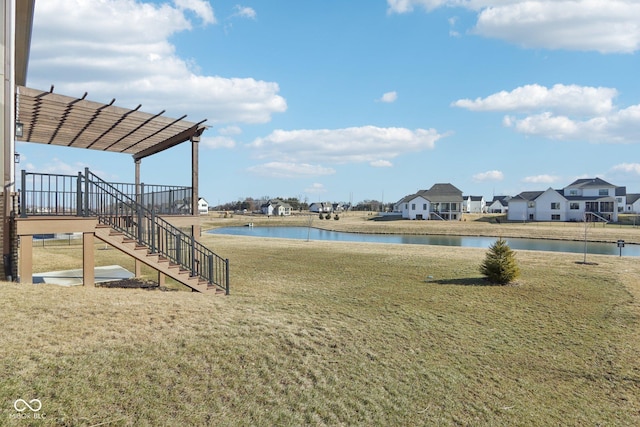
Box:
[16,85,207,216]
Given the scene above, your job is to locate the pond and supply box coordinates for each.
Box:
[208,226,640,257]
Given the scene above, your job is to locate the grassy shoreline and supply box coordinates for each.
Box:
[1,216,639,425]
[202,212,640,245]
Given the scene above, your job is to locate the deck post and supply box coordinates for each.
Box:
[18,235,32,283]
[83,232,95,286]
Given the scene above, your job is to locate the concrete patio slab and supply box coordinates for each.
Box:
[32,265,134,286]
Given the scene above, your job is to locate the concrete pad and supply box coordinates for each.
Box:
[32,265,134,286]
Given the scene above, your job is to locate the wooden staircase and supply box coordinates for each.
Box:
[94,224,225,295]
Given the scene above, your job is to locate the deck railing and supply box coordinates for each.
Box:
[19,169,229,294]
[20,171,193,216]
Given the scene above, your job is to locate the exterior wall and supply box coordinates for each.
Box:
[564,185,615,198]
[566,201,585,222]
[534,190,567,221]
[507,200,531,221]
[468,199,485,213]
[488,201,507,214]
[0,194,4,280]
[197,199,208,215]
[406,196,430,220]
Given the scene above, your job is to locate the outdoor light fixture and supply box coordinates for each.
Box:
[15,122,23,138]
[14,153,20,164]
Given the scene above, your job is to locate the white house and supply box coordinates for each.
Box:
[463,195,486,213]
[487,196,510,214]
[625,193,640,213]
[198,197,209,215]
[396,183,464,220]
[261,199,292,216]
[508,178,619,222]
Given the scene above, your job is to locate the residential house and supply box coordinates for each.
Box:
[508,178,619,222]
[198,198,209,215]
[396,183,464,220]
[626,193,640,213]
[463,195,486,213]
[261,199,292,216]
[487,196,510,214]
[309,202,333,213]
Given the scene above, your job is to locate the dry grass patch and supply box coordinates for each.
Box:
[1,234,639,425]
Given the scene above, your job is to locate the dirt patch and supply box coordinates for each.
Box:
[96,278,177,291]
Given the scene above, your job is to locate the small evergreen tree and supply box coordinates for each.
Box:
[480,238,520,284]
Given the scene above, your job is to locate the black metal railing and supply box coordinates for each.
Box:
[20,171,193,216]
[19,169,229,294]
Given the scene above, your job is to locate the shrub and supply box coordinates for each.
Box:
[319,213,324,219]
[480,238,520,285]
[325,213,331,220]
[334,214,340,220]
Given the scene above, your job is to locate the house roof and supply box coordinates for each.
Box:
[566,177,615,188]
[627,193,640,204]
[423,183,463,202]
[511,191,545,201]
[16,85,207,161]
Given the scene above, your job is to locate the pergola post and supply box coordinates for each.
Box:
[191,134,200,240]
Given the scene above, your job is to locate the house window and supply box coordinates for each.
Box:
[570,203,579,210]
[569,189,578,196]
[551,214,561,221]
[551,202,560,210]
[599,189,609,196]
[600,201,614,212]
[411,203,416,210]
[451,203,457,211]
[423,204,427,210]
[528,201,535,208]
[405,204,408,209]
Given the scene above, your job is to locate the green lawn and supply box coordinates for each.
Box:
[1,234,639,426]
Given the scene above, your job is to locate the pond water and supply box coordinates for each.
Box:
[208,226,640,257]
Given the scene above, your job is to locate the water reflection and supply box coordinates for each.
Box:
[208,226,640,257]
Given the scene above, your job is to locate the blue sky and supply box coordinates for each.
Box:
[20,0,640,206]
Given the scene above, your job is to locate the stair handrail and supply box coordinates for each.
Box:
[82,168,229,294]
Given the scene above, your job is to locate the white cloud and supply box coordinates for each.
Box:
[202,136,236,149]
[522,174,561,184]
[371,160,393,168]
[305,183,328,194]
[249,126,446,165]
[218,125,243,136]
[611,163,640,175]
[455,84,640,143]
[174,0,216,24]
[387,1,640,53]
[232,5,257,20]
[379,91,398,103]
[472,170,503,182]
[29,0,286,124]
[247,162,336,179]
[453,84,616,116]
